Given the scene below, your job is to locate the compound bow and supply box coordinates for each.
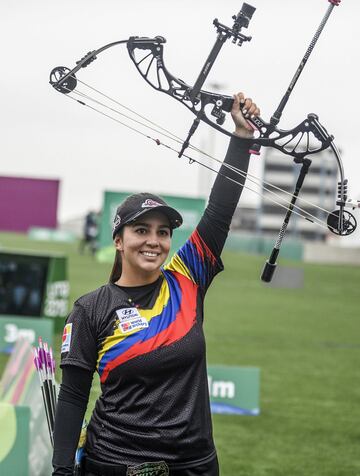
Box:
[49,0,358,282]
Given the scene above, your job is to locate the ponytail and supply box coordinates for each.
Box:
[109,231,123,283]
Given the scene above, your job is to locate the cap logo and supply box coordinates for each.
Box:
[141,199,162,208]
[113,214,121,230]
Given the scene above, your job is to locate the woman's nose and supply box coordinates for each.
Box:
[146,234,159,246]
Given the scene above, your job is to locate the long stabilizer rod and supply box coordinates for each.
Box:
[270,0,341,126]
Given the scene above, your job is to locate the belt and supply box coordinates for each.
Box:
[84,457,169,476]
[84,457,127,476]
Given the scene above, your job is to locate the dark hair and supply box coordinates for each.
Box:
[109,230,124,283]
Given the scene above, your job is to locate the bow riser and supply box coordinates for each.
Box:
[127,37,338,161]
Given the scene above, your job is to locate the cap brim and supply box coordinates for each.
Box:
[127,205,183,229]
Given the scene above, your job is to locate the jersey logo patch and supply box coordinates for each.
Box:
[61,323,72,353]
[116,307,149,335]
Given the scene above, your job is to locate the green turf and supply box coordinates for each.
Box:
[1,232,359,475]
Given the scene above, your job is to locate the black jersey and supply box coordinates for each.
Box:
[53,136,251,475]
[61,229,223,467]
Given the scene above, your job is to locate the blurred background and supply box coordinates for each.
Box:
[0,1,359,475]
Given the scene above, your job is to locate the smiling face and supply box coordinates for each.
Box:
[114,210,172,286]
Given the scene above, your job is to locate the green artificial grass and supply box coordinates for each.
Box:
[1,232,359,475]
[205,255,360,476]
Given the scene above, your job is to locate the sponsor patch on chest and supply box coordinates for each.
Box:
[116,307,149,334]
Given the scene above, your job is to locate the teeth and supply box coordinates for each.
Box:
[142,251,158,257]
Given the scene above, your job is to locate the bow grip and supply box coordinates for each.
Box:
[244,113,265,155]
[225,98,262,155]
[246,116,262,155]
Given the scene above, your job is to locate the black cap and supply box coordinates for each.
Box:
[112,192,183,239]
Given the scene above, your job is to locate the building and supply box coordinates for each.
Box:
[258,147,339,240]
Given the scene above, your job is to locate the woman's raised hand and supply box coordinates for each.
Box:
[231,92,260,139]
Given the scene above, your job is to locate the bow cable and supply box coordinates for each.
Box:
[66,87,322,222]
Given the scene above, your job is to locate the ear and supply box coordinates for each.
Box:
[114,235,123,252]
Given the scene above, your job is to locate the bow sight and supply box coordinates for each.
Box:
[49,0,357,283]
[187,3,256,105]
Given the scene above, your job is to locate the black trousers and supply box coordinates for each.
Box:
[83,455,219,476]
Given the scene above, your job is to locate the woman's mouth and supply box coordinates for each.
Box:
[140,251,159,257]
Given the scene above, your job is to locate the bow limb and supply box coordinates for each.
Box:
[50,39,130,93]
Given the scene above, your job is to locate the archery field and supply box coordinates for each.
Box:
[0,231,359,476]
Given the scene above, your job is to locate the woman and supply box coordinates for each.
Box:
[52,92,260,476]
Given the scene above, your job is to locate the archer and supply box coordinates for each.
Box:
[52,94,260,476]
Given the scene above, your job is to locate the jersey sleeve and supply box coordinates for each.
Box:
[197,136,251,257]
[164,136,251,292]
[60,301,98,372]
[165,228,224,292]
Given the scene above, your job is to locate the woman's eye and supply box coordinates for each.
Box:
[135,228,147,234]
[159,230,169,237]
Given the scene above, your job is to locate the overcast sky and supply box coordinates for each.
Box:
[1,0,359,242]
